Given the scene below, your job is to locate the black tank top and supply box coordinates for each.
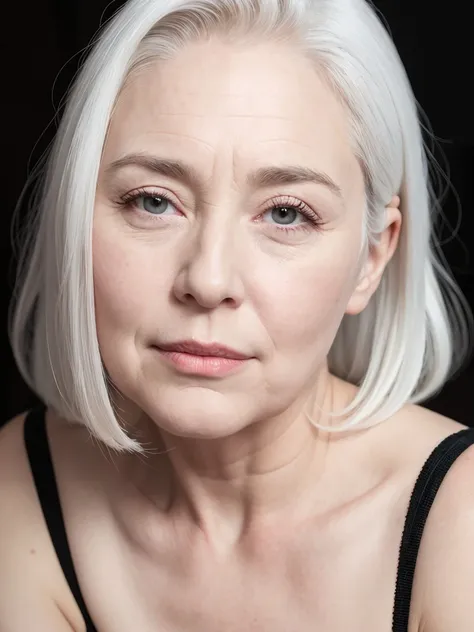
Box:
[23,406,474,632]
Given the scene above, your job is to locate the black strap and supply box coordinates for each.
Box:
[392,427,474,631]
[23,407,98,632]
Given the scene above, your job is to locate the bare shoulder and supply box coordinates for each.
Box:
[0,412,82,631]
[373,402,472,510]
[386,404,474,632]
[368,402,470,474]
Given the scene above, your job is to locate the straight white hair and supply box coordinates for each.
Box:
[9,0,473,453]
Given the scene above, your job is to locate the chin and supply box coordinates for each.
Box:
[136,384,256,439]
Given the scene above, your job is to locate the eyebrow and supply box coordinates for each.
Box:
[105,153,344,200]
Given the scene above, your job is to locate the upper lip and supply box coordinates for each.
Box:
[156,340,251,360]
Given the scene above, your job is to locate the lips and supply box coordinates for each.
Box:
[155,340,250,360]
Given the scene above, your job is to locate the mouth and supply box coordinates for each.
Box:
[153,340,252,377]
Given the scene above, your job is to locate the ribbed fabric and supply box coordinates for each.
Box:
[392,427,474,631]
[22,406,474,632]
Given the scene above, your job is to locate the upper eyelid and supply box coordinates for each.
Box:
[122,186,311,210]
[121,186,182,207]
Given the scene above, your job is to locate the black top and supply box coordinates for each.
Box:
[23,406,474,632]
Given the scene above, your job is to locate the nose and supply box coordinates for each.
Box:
[173,224,245,310]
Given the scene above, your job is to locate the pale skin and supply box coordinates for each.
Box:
[1,38,474,632]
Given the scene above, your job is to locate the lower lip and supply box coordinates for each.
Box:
[155,349,248,377]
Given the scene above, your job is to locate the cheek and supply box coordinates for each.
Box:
[253,242,358,354]
[92,219,167,341]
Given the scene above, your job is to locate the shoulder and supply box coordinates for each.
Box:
[0,412,82,630]
[392,406,474,632]
[369,402,469,468]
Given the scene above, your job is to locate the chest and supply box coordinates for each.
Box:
[65,504,415,632]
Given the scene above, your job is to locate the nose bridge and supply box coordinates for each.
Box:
[177,210,243,308]
[196,211,234,271]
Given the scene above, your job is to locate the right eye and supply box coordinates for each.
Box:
[120,189,181,216]
[134,194,177,215]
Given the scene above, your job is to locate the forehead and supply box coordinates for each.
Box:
[104,39,360,192]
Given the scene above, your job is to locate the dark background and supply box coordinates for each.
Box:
[2,0,473,425]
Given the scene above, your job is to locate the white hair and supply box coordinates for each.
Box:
[9,0,473,453]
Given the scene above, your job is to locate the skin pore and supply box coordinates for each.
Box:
[92,36,402,556]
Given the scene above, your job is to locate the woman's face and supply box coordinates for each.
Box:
[93,38,371,438]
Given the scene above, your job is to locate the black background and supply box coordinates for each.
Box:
[2,0,473,425]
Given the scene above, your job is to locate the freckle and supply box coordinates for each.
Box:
[30,548,36,555]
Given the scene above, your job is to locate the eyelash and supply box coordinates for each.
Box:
[117,187,326,233]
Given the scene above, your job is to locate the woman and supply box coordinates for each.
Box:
[1,0,473,629]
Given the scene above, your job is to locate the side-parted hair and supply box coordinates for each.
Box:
[9,0,473,453]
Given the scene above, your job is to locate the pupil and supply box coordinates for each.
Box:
[273,207,297,224]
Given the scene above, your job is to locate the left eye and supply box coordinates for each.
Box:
[138,195,177,215]
[263,206,307,226]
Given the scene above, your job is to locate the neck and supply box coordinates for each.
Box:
[120,371,359,552]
